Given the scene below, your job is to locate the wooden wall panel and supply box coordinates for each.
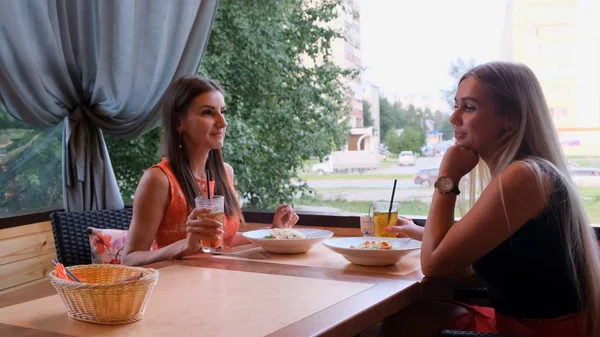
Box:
[0,222,56,292]
[0,231,55,266]
[0,252,56,291]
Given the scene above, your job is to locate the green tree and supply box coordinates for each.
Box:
[384,129,402,155]
[0,104,26,129]
[438,119,454,140]
[441,57,477,110]
[398,103,422,129]
[379,96,401,137]
[433,110,454,140]
[105,129,161,202]
[362,100,374,127]
[198,0,350,208]
[380,99,429,152]
[398,126,425,154]
[0,122,63,213]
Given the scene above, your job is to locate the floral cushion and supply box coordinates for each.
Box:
[87,227,158,264]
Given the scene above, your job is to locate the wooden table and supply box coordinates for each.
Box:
[0,240,431,337]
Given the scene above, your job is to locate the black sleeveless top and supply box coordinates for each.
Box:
[472,162,584,319]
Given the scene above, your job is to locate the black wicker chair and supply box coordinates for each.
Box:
[454,284,490,304]
[50,208,133,266]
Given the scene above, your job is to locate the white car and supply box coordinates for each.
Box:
[398,151,416,166]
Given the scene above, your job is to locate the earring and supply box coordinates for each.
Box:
[178,133,183,149]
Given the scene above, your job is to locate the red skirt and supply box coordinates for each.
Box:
[444,302,588,337]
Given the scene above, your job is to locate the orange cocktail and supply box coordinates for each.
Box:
[194,195,225,253]
[200,210,224,249]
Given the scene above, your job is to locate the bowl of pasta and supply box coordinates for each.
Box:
[323,237,421,266]
[242,228,334,254]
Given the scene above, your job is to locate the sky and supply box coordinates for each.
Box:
[360,0,508,100]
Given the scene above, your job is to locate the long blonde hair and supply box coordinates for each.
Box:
[457,61,600,335]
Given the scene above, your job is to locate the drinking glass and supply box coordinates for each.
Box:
[368,201,399,238]
[194,195,225,253]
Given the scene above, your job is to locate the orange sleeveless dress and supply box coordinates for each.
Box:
[152,158,240,248]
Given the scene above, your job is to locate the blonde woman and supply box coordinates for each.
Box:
[384,62,600,337]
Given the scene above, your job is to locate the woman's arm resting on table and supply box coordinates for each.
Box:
[422,162,551,279]
[122,168,189,266]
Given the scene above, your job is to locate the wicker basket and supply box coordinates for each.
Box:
[49,264,159,325]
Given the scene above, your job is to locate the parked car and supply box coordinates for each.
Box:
[420,145,436,157]
[414,168,439,187]
[569,167,600,188]
[398,151,416,166]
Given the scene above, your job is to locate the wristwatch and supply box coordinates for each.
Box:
[434,175,460,195]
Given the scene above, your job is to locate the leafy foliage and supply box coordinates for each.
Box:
[0,118,63,214]
[441,57,477,110]
[198,0,351,207]
[397,126,426,153]
[433,110,454,140]
[379,97,438,153]
[105,129,161,202]
[362,100,374,127]
[384,129,401,155]
[384,126,424,155]
[379,97,401,138]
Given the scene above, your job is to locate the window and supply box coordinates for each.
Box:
[2,0,599,229]
[294,0,600,226]
[0,104,62,216]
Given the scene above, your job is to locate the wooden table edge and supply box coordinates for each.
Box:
[268,281,423,337]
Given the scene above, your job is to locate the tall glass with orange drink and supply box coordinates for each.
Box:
[368,201,399,238]
[194,195,225,253]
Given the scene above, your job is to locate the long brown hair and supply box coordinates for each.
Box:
[160,76,244,222]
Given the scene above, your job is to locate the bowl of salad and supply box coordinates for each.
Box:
[323,237,421,266]
[242,228,333,254]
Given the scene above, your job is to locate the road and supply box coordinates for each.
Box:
[296,155,600,216]
[377,156,442,175]
[299,156,443,203]
[306,179,416,189]
[311,185,435,202]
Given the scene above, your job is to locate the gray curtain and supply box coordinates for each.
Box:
[0,0,219,211]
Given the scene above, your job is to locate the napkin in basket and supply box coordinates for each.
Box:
[54,262,87,282]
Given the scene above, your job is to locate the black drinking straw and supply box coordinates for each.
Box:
[206,169,212,199]
[387,179,398,222]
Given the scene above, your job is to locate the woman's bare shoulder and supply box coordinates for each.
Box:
[502,160,554,196]
[224,163,234,176]
[141,167,169,186]
[134,167,170,201]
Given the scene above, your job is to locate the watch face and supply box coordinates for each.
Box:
[438,176,454,191]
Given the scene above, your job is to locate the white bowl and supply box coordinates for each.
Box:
[242,228,334,254]
[323,237,421,266]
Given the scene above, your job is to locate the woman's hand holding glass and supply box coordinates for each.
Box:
[182,207,224,255]
[384,216,424,241]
